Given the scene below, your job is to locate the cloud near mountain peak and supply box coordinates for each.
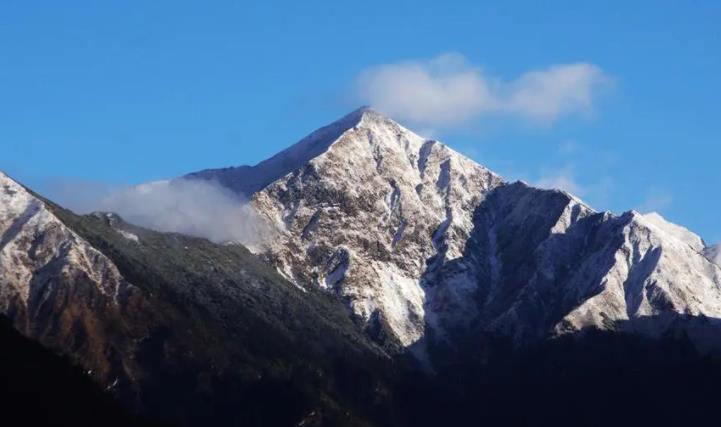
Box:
[354,52,611,128]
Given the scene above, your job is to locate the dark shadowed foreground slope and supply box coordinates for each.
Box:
[396,326,721,427]
[0,315,158,426]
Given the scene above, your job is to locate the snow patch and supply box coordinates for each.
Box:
[117,229,140,243]
[372,262,426,347]
[640,212,705,252]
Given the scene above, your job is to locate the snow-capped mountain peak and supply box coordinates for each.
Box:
[183,108,721,352]
[241,109,503,347]
[186,106,420,197]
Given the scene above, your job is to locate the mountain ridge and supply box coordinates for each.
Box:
[186,107,393,196]
[0,169,395,426]
[185,109,721,356]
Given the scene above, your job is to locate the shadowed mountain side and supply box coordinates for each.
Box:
[401,181,721,425]
[415,179,721,364]
[0,315,160,427]
[418,182,617,352]
[395,315,721,427]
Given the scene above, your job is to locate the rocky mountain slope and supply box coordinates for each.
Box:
[191,108,504,350]
[0,170,393,426]
[707,244,721,266]
[189,107,721,356]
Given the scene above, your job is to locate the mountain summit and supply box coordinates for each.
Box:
[186,108,721,353]
[186,107,394,197]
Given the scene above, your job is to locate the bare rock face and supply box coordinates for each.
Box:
[190,108,721,352]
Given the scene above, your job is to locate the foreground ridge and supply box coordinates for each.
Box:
[0,170,391,425]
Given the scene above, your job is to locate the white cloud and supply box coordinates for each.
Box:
[355,52,610,128]
[46,178,268,246]
[532,166,613,210]
[356,53,494,127]
[636,189,674,214]
[534,167,586,195]
[503,63,609,122]
[557,140,582,156]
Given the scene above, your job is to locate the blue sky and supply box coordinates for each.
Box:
[1,1,719,242]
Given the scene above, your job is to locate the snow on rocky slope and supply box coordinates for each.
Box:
[189,108,721,351]
[193,107,504,347]
[0,171,146,382]
[706,244,721,266]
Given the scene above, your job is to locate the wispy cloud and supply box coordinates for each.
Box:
[557,140,582,156]
[45,178,268,246]
[532,163,613,210]
[635,189,674,214]
[534,167,586,196]
[355,52,611,128]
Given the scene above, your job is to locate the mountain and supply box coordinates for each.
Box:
[190,107,504,351]
[188,108,721,358]
[3,107,721,426]
[0,170,393,426]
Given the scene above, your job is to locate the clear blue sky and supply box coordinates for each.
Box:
[1,1,719,242]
